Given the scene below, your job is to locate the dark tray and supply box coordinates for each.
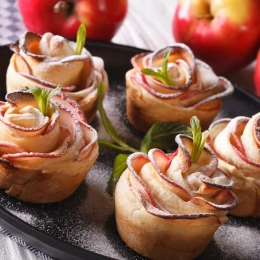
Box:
[0,41,259,260]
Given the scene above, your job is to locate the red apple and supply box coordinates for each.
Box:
[254,49,260,96]
[172,0,260,75]
[18,0,128,41]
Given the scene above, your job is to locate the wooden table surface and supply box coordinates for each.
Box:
[0,0,258,259]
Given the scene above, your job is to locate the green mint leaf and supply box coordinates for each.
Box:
[26,86,61,116]
[26,86,43,109]
[140,122,192,153]
[41,89,49,116]
[97,82,138,153]
[75,23,86,55]
[162,50,170,73]
[190,116,209,163]
[141,50,173,85]
[141,68,168,84]
[141,68,162,77]
[106,154,129,196]
[161,51,173,85]
[49,85,62,98]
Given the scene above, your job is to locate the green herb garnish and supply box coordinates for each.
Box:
[190,116,213,163]
[25,86,61,116]
[97,81,191,195]
[97,82,138,153]
[141,50,174,85]
[140,122,192,154]
[106,154,129,195]
[75,23,86,55]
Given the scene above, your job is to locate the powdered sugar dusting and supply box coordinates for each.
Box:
[213,217,260,260]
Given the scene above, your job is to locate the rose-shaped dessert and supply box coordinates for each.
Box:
[6,31,109,123]
[0,88,98,203]
[125,44,234,133]
[207,113,260,217]
[115,134,237,260]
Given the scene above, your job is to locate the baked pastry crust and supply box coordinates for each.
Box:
[125,44,234,133]
[0,89,98,203]
[6,31,109,123]
[207,113,260,217]
[115,134,237,260]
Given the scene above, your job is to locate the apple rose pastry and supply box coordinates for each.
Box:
[125,44,234,133]
[115,134,237,260]
[6,30,109,123]
[0,88,98,203]
[207,113,260,217]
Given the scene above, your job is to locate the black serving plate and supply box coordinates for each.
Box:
[0,41,259,260]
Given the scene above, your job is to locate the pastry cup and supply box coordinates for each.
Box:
[0,89,98,203]
[115,134,237,260]
[207,113,260,217]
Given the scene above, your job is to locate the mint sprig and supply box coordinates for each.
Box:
[26,86,61,116]
[97,82,191,195]
[141,50,174,85]
[190,116,214,163]
[75,23,86,55]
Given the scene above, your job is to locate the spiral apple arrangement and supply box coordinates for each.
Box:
[0,87,98,203]
[125,44,234,133]
[6,25,109,123]
[207,113,260,217]
[115,118,238,260]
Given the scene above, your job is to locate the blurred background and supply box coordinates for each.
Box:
[0,0,177,50]
[0,0,258,95]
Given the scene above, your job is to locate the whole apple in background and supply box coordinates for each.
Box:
[172,0,260,75]
[18,0,128,41]
[254,50,260,96]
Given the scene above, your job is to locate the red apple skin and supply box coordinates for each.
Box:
[18,0,127,41]
[172,0,260,75]
[254,50,260,96]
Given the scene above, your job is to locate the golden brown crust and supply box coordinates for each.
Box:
[0,146,98,203]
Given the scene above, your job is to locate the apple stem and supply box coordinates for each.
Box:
[53,1,73,16]
[197,14,213,20]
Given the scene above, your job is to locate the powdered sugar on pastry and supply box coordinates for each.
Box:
[125,44,234,133]
[207,113,260,217]
[115,134,237,260]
